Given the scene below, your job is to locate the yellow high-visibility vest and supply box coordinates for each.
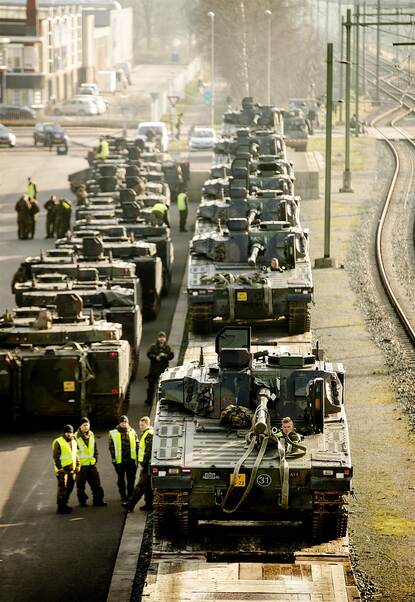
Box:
[75,432,96,466]
[138,427,154,462]
[177,192,188,211]
[96,140,109,160]
[109,428,137,464]
[27,182,37,198]
[151,202,167,215]
[52,436,77,473]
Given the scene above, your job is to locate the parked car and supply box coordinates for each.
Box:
[0,104,35,120]
[136,121,169,152]
[73,94,107,115]
[0,124,16,147]
[79,83,100,95]
[54,98,98,116]
[188,126,217,151]
[33,122,69,146]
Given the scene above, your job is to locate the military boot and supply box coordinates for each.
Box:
[57,505,73,514]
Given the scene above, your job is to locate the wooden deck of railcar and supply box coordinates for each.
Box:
[143,535,360,601]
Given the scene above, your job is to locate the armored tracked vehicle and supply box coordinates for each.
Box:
[0,293,131,423]
[151,327,352,542]
[14,278,142,379]
[284,110,309,152]
[74,209,174,295]
[188,218,312,334]
[197,188,300,234]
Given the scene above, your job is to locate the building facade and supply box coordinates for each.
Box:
[0,0,132,107]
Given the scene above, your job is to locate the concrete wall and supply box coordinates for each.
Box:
[150,58,201,122]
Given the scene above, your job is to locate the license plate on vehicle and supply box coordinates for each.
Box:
[237,292,247,301]
[63,381,75,392]
[230,473,246,487]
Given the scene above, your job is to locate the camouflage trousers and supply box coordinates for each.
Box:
[76,465,105,505]
[179,209,188,231]
[146,375,159,405]
[113,461,137,501]
[56,470,75,506]
[46,214,55,238]
[127,466,153,510]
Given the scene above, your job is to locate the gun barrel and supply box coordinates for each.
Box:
[248,242,261,266]
[254,387,271,435]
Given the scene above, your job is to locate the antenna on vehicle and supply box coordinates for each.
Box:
[199,346,204,367]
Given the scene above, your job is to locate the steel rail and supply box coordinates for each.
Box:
[369,78,415,344]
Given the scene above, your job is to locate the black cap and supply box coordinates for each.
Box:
[79,417,90,426]
[63,424,74,433]
[119,415,129,423]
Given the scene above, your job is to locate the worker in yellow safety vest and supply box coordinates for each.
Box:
[151,202,170,227]
[52,424,80,514]
[123,416,154,512]
[177,190,189,232]
[75,417,107,508]
[27,176,38,199]
[108,415,138,502]
[95,137,109,160]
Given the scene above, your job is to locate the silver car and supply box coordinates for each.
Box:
[189,126,217,151]
[54,98,98,116]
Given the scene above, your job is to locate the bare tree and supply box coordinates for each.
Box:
[191,0,325,104]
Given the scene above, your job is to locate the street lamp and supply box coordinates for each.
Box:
[315,43,337,269]
[208,11,215,128]
[0,37,10,104]
[264,10,272,105]
[340,9,354,193]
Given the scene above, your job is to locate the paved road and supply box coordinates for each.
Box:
[0,132,203,602]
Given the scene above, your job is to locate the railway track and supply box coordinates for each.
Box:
[365,69,415,358]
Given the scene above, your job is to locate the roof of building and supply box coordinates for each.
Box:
[0,0,120,7]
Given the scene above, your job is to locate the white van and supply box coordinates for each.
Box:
[136,121,169,152]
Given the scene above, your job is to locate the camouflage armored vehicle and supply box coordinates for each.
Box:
[13,249,137,290]
[188,218,312,334]
[284,110,309,152]
[151,326,352,541]
[222,97,284,137]
[0,293,131,423]
[74,211,174,294]
[14,279,142,379]
[58,237,163,319]
[196,188,300,234]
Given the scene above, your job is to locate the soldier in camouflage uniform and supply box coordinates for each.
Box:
[44,195,58,238]
[52,424,80,514]
[15,195,32,239]
[75,184,88,206]
[74,417,107,507]
[276,417,302,449]
[28,197,40,239]
[145,331,174,404]
[55,198,72,238]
